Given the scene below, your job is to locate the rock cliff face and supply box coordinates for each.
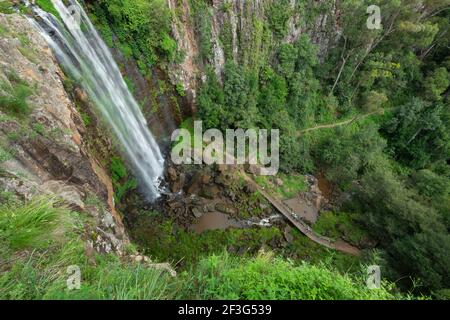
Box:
[0,13,128,254]
[168,0,200,111]
[168,0,341,103]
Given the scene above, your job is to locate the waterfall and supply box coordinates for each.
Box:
[29,0,164,201]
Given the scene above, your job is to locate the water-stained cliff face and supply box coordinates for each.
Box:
[168,0,341,104]
[80,0,341,135]
[0,13,129,254]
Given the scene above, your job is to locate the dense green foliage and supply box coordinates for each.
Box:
[313,211,367,246]
[1,0,448,298]
[110,156,137,203]
[194,0,450,293]
[0,71,33,117]
[254,173,307,199]
[198,32,326,172]
[190,0,213,61]
[0,198,177,299]
[186,252,411,300]
[90,0,179,73]
[132,218,284,266]
[35,0,60,19]
[0,1,15,14]
[0,199,414,300]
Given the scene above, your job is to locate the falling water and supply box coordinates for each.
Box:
[29,0,164,200]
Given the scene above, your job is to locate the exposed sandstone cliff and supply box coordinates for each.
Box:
[167,0,341,102]
[0,13,128,254]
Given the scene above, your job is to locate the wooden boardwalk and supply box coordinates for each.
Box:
[241,173,361,256]
[204,151,361,255]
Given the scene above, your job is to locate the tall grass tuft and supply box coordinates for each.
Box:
[0,198,178,300]
[0,197,62,250]
[0,71,33,117]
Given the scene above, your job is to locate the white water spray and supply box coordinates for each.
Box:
[29,0,164,200]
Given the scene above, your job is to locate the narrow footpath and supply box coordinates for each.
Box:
[296,110,384,136]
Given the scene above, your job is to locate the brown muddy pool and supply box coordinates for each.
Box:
[191,212,242,234]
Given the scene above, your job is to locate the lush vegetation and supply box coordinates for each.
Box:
[313,211,368,246]
[254,173,307,199]
[186,252,411,300]
[110,156,137,204]
[0,198,178,299]
[0,199,415,300]
[0,0,448,299]
[194,0,450,295]
[0,70,33,117]
[90,0,180,74]
[0,1,15,14]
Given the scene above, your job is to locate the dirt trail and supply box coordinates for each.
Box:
[296,110,384,136]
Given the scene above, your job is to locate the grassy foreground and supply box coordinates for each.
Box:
[0,198,418,300]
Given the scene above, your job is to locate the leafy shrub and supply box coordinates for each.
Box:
[0,198,62,250]
[187,252,411,300]
[35,0,60,19]
[80,113,91,127]
[0,0,14,14]
[110,156,137,203]
[0,145,12,163]
[94,0,176,71]
[160,33,177,62]
[267,0,292,38]
[313,211,367,246]
[0,71,33,117]
[175,82,186,97]
[0,83,33,117]
[190,0,212,61]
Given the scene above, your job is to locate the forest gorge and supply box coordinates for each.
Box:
[0,0,449,300]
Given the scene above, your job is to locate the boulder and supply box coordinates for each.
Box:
[202,202,217,212]
[101,212,116,229]
[191,207,204,218]
[41,180,85,210]
[187,172,203,195]
[201,173,211,184]
[171,181,181,193]
[275,178,284,186]
[283,226,294,243]
[215,203,237,215]
[167,167,177,181]
[200,184,220,199]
